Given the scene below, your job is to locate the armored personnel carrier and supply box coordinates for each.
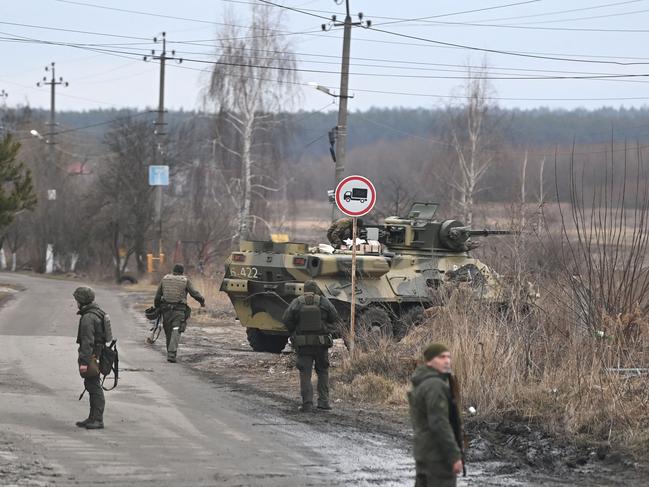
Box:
[220,202,526,352]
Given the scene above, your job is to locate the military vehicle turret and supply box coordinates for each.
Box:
[220,202,530,352]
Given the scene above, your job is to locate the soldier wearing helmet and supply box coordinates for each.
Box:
[282,280,339,412]
[73,286,107,430]
[154,263,205,363]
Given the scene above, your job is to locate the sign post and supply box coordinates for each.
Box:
[334,175,377,353]
[148,165,169,272]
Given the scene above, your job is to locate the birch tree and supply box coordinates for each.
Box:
[447,64,498,225]
[205,5,297,241]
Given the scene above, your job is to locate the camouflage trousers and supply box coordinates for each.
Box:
[414,461,456,487]
[162,308,187,358]
[296,347,329,408]
[84,376,104,422]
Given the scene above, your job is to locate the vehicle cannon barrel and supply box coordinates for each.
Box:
[441,221,514,251]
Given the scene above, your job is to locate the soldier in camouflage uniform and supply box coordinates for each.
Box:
[408,343,464,487]
[154,263,205,363]
[326,218,363,249]
[282,280,339,412]
[74,286,107,430]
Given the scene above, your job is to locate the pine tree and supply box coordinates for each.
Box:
[0,134,37,229]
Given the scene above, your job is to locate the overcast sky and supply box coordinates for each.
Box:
[3,0,649,113]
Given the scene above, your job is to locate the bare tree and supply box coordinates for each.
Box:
[446,64,499,225]
[205,5,298,241]
[556,141,649,336]
[97,117,157,282]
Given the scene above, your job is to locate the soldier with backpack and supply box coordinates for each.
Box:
[73,286,113,430]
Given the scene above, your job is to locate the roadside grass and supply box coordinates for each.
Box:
[335,287,649,458]
[123,274,231,326]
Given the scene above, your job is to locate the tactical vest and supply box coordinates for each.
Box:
[294,293,332,347]
[161,274,188,304]
[297,294,325,333]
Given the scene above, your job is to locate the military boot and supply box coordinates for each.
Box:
[75,417,91,428]
[84,406,104,429]
[298,403,313,413]
[85,420,104,430]
[167,327,181,362]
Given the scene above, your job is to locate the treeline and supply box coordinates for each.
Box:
[3,100,649,279]
[34,104,649,155]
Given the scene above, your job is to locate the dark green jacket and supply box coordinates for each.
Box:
[408,365,462,466]
[76,303,106,366]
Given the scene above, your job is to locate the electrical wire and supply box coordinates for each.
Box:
[7,31,649,82]
[7,32,649,103]
[364,25,649,66]
[375,0,543,26]
[442,0,647,24]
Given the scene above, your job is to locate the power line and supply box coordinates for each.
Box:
[448,0,647,24]
[54,0,326,43]
[364,25,649,66]
[54,111,151,135]
[375,0,543,26]
[255,0,649,66]
[0,20,149,40]
[5,16,649,66]
[8,33,649,102]
[394,12,649,34]
[12,31,649,81]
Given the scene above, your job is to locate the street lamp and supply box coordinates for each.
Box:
[308,82,336,98]
[30,129,50,144]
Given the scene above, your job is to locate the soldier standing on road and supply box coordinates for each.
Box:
[74,286,107,430]
[154,263,205,363]
[282,280,339,412]
[326,218,363,249]
[408,343,464,487]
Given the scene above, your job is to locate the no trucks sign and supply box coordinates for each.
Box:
[335,175,377,217]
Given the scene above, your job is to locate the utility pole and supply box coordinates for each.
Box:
[0,90,8,136]
[322,1,370,219]
[37,63,68,153]
[37,63,68,273]
[144,33,182,272]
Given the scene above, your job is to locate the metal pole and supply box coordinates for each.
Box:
[335,0,352,186]
[349,216,357,353]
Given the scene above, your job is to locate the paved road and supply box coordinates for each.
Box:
[0,273,413,486]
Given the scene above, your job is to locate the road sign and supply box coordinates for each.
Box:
[335,175,376,217]
[148,165,169,186]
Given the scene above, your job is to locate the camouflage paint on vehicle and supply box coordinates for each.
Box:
[220,202,537,351]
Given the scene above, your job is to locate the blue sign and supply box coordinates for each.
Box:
[149,165,169,186]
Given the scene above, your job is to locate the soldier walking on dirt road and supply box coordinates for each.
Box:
[154,264,205,363]
[408,343,464,487]
[282,280,339,412]
[73,286,108,430]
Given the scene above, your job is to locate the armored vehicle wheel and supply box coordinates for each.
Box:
[355,306,394,348]
[246,328,289,353]
[395,306,426,340]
